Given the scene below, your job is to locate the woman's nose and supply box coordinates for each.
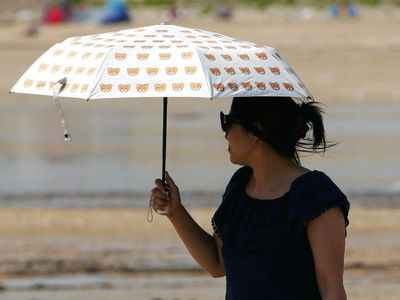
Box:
[224,132,228,140]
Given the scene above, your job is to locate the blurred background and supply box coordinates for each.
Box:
[0,0,399,299]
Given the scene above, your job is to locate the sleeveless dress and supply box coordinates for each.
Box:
[212,167,350,300]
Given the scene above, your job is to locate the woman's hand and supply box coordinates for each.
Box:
[150,171,182,217]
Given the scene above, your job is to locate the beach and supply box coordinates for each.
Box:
[0,206,399,299]
[1,5,400,299]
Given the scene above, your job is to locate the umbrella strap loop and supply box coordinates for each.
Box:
[147,198,153,222]
[53,78,71,142]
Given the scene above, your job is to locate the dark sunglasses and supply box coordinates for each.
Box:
[220,111,240,133]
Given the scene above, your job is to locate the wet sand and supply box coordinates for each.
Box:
[0,205,399,299]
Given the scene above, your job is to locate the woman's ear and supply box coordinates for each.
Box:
[250,121,263,143]
[250,132,260,143]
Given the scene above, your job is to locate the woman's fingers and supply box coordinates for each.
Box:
[151,187,169,202]
[164,171,178,193]
[154,179,169,194]
[151,172,180,215]
[151,194,169,211]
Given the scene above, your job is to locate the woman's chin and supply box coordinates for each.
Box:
[229,154,240,165]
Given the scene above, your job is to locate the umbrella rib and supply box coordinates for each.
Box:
[192,48,213,99]
[86,48,115,100]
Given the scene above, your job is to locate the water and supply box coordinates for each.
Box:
[1,97,399,207]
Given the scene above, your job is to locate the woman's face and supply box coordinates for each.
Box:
[225,124,256,165]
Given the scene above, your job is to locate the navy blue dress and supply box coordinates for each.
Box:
[212,167,350,300]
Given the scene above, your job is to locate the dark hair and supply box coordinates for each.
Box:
[230,96,333,165]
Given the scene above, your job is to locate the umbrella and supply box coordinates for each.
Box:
[10,23,313,217]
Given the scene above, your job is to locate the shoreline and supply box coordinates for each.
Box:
[0,191,399,208]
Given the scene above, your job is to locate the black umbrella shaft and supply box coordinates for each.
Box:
[162,97,168,184]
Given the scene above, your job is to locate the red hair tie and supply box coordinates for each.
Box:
[295,122,309,138]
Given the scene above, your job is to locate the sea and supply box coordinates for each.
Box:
[0,97,399,208]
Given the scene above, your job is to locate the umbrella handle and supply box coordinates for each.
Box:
[53,78,71,142]
[157,97,171,215]
[147,97,170,221]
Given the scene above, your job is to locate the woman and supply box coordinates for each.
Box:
[150,96,350,300]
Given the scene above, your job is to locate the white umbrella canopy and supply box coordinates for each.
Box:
[10,23,313,100]
[10,23,313,217]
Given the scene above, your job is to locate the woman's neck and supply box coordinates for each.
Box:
[246,151,309,199]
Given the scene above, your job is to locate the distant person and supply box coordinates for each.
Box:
[214,5,233,20]
[44,0,72,24]
[330,2,358,18]
[151,97,350,299]
[165,5,182,22]
[100,0,131,24]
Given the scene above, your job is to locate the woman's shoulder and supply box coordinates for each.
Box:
[289,169,350,216]
[289,169,350,235]
[292,169,344,195]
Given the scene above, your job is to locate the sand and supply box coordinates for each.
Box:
[0,205,399,299]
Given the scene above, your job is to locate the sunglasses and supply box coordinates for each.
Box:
[220,111,240,133]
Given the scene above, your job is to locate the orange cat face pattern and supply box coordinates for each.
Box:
[269,67,280,75]
[213,83,224,92]
[15,30,310,99]
[137,53,149,60]
[185,66,197,75]
[108,67,120,76]
[48,82,57,90]
[118,84,131,93]
[81,84,89,93]
[38,64,48,72]
[204,54,216,61]
[181,51,193,59]
[146,67,159,76]
[36,81,46,89]
[172,83,184,91]
[228,82,238,91]
[100,84,113,92]
[190,82,202,91]
[53,49,63,57]
[154,83,167,92]
[136,84,149,93]
[241,82,252,90]
[283,83,294,91]
[166,67,178,75]
[255,52,268,60]
[71,84,80,93]
[255,82,266,90]
[68,51,78,59]
[224,67,236,75]
[269,82,280,91]
[239,67,250,75]
[159,53,171,60]
[127,68,139,76]
[254,67,265,75]
[209,68,220,76]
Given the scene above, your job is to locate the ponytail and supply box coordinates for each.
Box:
[297,101,329,152]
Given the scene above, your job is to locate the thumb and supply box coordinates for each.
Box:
[165,171,178,192]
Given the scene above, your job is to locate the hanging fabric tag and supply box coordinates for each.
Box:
[53,77,71,142]
[147,198,154,222]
